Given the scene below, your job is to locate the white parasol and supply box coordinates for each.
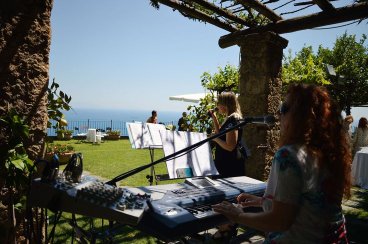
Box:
[169,93,215,103]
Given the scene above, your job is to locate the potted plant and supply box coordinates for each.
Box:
[165,124,177,131]
[105,130,120,140]
[45,143,75,164]
[47,78,72,140]
[55,128,73,140]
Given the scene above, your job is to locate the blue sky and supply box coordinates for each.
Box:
[50,0,367,117]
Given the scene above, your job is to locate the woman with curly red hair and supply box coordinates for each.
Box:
[213,84,351,243]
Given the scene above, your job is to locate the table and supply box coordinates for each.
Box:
[352,147,368,189]
[86,129,96,143]
[86,129,104,143]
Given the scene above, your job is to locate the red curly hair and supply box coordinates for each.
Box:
[280,84,351,202]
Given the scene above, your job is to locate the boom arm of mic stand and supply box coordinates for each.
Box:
[105,120,249,186]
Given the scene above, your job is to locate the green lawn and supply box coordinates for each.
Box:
[48,139,180,243]
[57,139,174,186]
[47,139,368,243]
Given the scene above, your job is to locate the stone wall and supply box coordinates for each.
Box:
[237,32,288,180]
[0,0,53,159]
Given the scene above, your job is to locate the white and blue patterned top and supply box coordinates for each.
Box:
[263,145,346,243]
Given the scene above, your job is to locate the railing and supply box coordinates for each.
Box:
[47,120,175,137]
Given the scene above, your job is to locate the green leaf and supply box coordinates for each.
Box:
[11,159,25,171]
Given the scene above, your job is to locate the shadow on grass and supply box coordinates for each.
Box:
[49,213,157,244]
[343,187,368,244]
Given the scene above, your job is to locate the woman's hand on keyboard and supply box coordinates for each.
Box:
[237,193,263,207]
[212,201,243,222]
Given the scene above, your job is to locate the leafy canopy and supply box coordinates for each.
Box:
[282,33,368,115]
[282,46,330,86]
[186,64,239,132]
[318,33,368,114]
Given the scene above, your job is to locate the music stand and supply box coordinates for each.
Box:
[108,116,275,186]
[126,122,166,185]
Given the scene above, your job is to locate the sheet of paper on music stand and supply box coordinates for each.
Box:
[126,122,149,149]
[126,122,165,149]
[146,123,166,147]
[160,130,218,178]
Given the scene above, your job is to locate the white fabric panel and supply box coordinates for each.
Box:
[126,122,165,149]
[160,131,189,178]
[146,123,166,147]
[160,130,218,178]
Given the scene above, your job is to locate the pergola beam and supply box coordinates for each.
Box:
[312,0,335,11]
[219,2,368,48]
[236,0,283,22]
[189,0,255,27]
[157,0,238,32]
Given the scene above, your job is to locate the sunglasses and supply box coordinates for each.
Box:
[279,102,289,115]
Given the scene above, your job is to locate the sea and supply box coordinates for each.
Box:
[49,108,183,136]
[64,108,182,124]
[51,107,364,137]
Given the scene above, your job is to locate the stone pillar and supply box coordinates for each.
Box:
[0,0,53,159]
[237,32,288,180]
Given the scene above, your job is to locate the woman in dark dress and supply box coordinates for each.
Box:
[209,91,245,239]
[209,91,245,178]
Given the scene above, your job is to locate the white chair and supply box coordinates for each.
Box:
[96,131,103,143]
[86,129,97,143]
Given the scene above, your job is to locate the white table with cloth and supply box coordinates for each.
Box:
[352,147,368,189]
[86,129,103,143]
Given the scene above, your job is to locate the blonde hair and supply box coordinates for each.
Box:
[217,92,242,117]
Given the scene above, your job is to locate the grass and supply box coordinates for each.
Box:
[56,139,172,186]
[47,139,180,243]
[46,139,368,243]
[342,187,368,243]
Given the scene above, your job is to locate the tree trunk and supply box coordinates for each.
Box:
[0,0,53,242]
[0,0,53,159]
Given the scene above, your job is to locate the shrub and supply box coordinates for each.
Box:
[107,130,120,136]
[56,129,73,134]
[46,143,74,154]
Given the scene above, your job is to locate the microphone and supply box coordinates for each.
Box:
[207,107,219,117]
[241,115,276,126]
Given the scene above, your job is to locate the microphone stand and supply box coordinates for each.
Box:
[105,119,262,186]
